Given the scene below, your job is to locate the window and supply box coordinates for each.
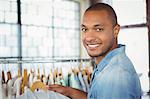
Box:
[0,0,81,77]
[0,0,19,78]
[21,0,80,58]
[0,0,18,57]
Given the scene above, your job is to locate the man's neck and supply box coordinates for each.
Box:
[94,57,103,65]
[94,44,119,65]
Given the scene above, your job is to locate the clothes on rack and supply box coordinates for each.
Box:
[0,64,93,99]
[13,77,22,97]
[0,72,5,99]
[47,71,54,85]
[0,80,70,99]
[16,88,70,99]
[68,71,81,90]
[0,71,69,99]
[78,70,87,92]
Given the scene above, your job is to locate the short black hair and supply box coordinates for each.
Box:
[85,3,118,27]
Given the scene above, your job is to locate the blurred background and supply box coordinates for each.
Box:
[0,0,149,98]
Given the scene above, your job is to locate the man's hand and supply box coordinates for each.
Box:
[47,84,87,99]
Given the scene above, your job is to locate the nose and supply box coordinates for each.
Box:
[83,31,97,43]
[85,36,95,43]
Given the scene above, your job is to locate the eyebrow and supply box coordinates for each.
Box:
[81,24,86,27]
[81,24,104,27]
[94,24,105,27]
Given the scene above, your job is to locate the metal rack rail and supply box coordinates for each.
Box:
[0,57,92,64]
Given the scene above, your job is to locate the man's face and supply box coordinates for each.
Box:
[81,10,119,58]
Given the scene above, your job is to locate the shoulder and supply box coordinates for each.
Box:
[95,63,140,90]
[92,65,141,98]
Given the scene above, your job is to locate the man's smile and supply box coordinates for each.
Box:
[86,44,101,50]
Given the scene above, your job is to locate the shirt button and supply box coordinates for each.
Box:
[90,95,93,98]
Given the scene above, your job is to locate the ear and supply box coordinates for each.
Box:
[113,24,120,38]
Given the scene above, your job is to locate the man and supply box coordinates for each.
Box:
[47,3,142,99]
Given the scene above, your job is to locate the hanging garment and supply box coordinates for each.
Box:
[69,73,81,89]
[13,77,22,97]
[7,79,15,99]
[78,72,87,92]
[74,73,82,90]
[29,73,34,88]
[59,79,66,86]
[47,72,54,85]
[0,78,1,99]
[83,75,89,92]
[2,83,7,99]
[16,88,70,99]
[41,75,47,85]
[55,75,61,85]
[0,77,6,99]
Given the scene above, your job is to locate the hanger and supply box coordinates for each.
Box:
[31,81,47,92]
[2,71,6,84]
[28,69,34,88]
[7,71,12,83]
[21,69,28,94]
[47,70,54,85]
[37,68,40,80]
[18,69,21,78]
[58,68,63,79]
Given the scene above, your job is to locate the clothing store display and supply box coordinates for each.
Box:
[0,74,70,99]
[0,64,92,99]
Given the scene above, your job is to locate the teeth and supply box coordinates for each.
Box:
[88,44,99,48]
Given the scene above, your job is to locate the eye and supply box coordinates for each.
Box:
[81,27,87,32]
[95,28,104,32]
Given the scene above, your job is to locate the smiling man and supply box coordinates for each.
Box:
[81,8,119,65]
[48,3,142,99]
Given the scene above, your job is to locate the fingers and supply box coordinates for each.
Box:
[48,84,62,88]
[46,84,69,97]
[46,85,88,99]
[46,84,65,93]
[46,84,63,90]
[46,85,56,91]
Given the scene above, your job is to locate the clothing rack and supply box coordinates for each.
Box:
[0,57,91,64]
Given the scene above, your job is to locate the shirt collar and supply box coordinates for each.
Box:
[94,44,126,72]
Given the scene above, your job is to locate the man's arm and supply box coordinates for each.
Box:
[47,84,87,99]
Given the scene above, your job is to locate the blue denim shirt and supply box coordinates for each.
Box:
[88,44,142,99]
